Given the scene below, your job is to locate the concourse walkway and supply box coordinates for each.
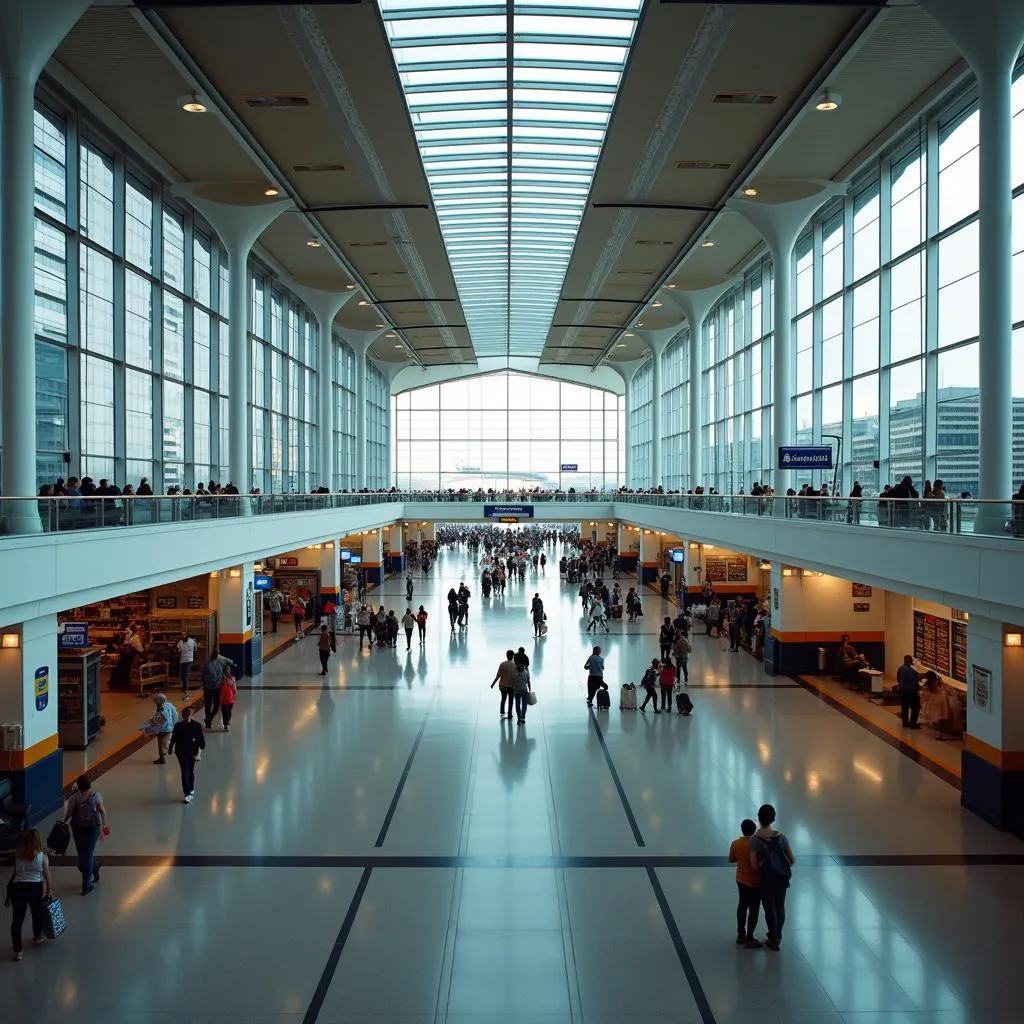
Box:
[7,547,1024,1024]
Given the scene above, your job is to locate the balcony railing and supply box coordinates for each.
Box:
[0,491,1020,539]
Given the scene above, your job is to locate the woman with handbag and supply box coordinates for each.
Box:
[512,659,533,726]
[7,828,53,961]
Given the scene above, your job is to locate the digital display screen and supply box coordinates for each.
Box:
[349,555,362,565]
[253,574,273,591]
[339,548,352,562]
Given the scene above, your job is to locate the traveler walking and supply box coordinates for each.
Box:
[416,605,428,644]
[291,597,306,638]
[749,804,795,950]
[897,654,921,729]
[584,646,605,707]
[7,828,53,961]
[659,618,675,661]
[672,633,691,683]
[142,693,177,763]
[168,706,206,804]
[64,776,107,895]
[658,660,676,711]
[531,593,545,637]
[402,608,415,649]
[457,583,471,626]
[357,605,373,649]
[512,657,532,725]
[639,658,661,713]
[219,665,237,731]
[317,625,334,675]
[491,649,517,719]
[267,588,284,633]
[201,649,233,729]
[447,589,459,631]
[729,818,762,948]
[406,574,414,602]
[176,630,197,697]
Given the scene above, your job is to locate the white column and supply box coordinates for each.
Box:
[639,328,676,490]
[0,0,91,533]
[670,279,737,491]
[918,0,1024,531]
[289,285,353,489]
[175,189,292,502]
[728,186,844,500]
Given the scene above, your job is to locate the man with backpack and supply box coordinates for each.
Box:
[748,803,795,950]
[63,776,109,895]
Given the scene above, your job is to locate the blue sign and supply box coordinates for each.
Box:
[670,549,685,563]
[339,548,352,562]
[349,554,363,565]
[483,504,535,519]
[777,445,833,470]
[253,574,273,591]
[35,667,49,712]
[58,622,89,649]
[561,464,578,472]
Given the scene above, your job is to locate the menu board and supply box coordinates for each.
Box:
[726,557,748,582]
[704,557,727,582]
[951,620,968,684]
[913,610,951,675]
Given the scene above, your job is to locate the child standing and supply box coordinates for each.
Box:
[219,665,237,732]
[728,818,762,948]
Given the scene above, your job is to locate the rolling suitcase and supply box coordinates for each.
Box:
[46,820,71,855]
[676,690,694,716]
[596,687,611,710]
[619,683,637,711]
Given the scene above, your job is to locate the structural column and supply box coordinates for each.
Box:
[670,279,737,491]
[217,562,258,677]
[609,359,646,490]
[729,184,844,500]
[385,523,404,575]
[340,329,386,490]
[318,541,341,613]
[962,613,1024,837]
[290,284,354,490]
[918,0,1024,532]
[0,614,61,819]
[361,528,384,587]
[0,0,92,533]
[176,188,292,502]
[640,328,677,491]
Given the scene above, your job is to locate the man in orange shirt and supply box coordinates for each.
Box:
[728,818,763,948]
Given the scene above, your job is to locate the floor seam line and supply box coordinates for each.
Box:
[589,707,646,847]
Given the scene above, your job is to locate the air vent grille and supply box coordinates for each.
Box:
[675,160,732,170]
[244,94,310,109]
[615,269,655,275]
[346,241,388,248]
[712,92,777,105]
[634,240,673,246]
[292,162,345,172]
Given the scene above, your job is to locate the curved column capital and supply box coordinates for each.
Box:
[337,326,389,356]
[635,326,680,359]
[0,0,90,81]
[727,181,846,258]
[917,0,1024,75]
[668,277,741,334]
[171,185,293,255]
[286,282,354,331]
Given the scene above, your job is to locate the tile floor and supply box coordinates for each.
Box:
[7,544,1024,1024]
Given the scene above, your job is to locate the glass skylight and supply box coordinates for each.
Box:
[378,1,643,359]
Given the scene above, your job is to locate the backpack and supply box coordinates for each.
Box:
[758,835,792,887]
[70,791,100,828]
[596,687,612,710]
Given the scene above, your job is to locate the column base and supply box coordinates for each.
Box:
[618,553,638,572]
[220,636,259,678]
[362,564,383,586]
[962,749,1024,838]
[0,749,64,825]
[385,553,404,574]
[640,563,658,585]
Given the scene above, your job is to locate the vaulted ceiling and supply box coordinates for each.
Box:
[56,1,965,388]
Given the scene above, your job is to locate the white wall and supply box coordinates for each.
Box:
[778,572,886,634]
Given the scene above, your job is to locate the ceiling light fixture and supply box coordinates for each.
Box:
[345,284,356,290]
[624,332,634,337]
[306,239,321,248]
[375,323,385,328]
[180,93,207,114]
[263,186,280,198]
[615,343,626,349]
[815,89,841,112]
[637,321,645,327]
[652,300,663,308]
[741,185,759,197]
[385,332,396,338]
[358,300,369,307]
[700,238,715,248]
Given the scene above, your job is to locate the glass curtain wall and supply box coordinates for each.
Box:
[366,362,390,489]
[660,331,690,491]
[626,65,1022,497]
[16,81,370,495]
[392,371,624,491]
[627,363,652,489]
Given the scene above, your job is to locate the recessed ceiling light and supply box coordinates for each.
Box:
[385,332,396,338]
[652,300,663,308]
[180,93,207,114]
[615,344,626,349]
[306,238,321,248]
[815,90,841,112]
[345,284,356,290]
[742,185,759,197]
[394,344,404,349]
[624,332,634,337]
[264,186,280,198]
[358,300,369,307]
[700,238,715,248]
[637,322,645,327]
[375,323,385,328]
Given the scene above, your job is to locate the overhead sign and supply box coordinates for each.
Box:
[561,464,578,472]
[253,574,273,591]
[483,504,534,519]
[777,445,833,469]
[58,623,89,650]
[499,517,520,524]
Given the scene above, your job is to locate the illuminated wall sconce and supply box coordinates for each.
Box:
[689,542,699,549]
[803,569,823,578]
[325,542,334,550]
[313,544,322,550]
[759,561,772,571]
[704,544,715,550]
[209,571,220,579]
[1,633,20,649]
[254,563,263,572]
[229,568,241,579]
[782,567,797,577]
[1005,633,1023,648]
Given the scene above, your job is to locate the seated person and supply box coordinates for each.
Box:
[835,633,870,684]
[921,672,952,729]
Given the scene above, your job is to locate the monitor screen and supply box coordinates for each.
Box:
[339,548,352,562]
[254,574,273,590]
[349,555,362,565]
[670,549,685,563]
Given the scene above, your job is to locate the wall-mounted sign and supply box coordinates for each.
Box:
[853,602,871,612]
[972,664,991,712]
[254,574,273,591]
[245,581,253,628]
[851,583,872,597]
[560,464,578,472]
[187,595,206,609]
[279,557,299,567]
[484,504,534,519]
[34,667,49,712]
[57,623,89,650]
[155,596,178,610]
[772,587,779,610]
[499,517,520,524]
[777,445,833,469]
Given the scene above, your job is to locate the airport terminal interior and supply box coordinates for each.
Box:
[1,1,1024,1022]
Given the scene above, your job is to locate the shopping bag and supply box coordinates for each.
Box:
[44,896,67,939]
[527,691,538,706]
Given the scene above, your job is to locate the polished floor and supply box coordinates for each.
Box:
[9,546,1024,1024]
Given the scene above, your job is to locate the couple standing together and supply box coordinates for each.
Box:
[490,649,534,724]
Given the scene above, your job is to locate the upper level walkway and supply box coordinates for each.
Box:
[1,492,1021,628]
